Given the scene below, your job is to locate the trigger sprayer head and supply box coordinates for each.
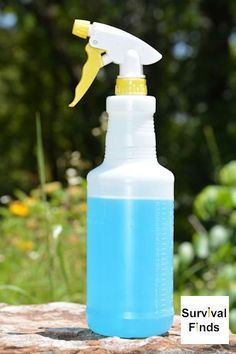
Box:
[69,20,162,107]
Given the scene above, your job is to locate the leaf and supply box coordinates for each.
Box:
[219,161,236,186]
[194,185,234,221]
[178,242,194,265]
[0,285,33,299]
[194,186,220,220]
[216,187,234,210]
[193,232,209,259]
[220,265,236,281]
[229,211,236,226]
[209,225,230,249]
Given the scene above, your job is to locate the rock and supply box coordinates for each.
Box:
[0,302,234,353]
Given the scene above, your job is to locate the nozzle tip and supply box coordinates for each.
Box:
[72,19,90,39]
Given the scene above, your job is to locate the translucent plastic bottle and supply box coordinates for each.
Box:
[87,96,174,338]
[68,18,174,338]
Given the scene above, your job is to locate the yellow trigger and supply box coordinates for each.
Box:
[69,44,105,107]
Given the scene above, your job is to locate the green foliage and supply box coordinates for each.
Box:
[0,182,87,304]
[220,161,236,187]
[175,160,236,332]
[194,162,236,222]
[0,116,86,303]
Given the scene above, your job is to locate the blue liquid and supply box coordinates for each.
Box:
[87,197,174,338]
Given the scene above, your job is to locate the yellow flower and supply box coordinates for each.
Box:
[15,240,33,251]
[9,201,29,217]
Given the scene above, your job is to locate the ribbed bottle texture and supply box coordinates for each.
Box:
[105,113,156,161]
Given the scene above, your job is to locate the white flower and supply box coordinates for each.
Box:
[53,225,63,240]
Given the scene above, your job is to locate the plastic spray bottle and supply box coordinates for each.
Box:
[69,20,174,338]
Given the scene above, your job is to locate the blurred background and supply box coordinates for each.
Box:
[0,0,236,330]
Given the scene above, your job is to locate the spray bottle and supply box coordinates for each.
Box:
[69,20,174,338]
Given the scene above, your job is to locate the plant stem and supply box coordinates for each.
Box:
[36,113,54,300]
[204,125,222,176]
[56,237,71,295]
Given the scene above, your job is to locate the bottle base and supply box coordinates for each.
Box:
[87,310,173,338]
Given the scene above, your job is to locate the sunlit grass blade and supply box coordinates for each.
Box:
[36,112,54,300]
[56,236,71,296]
[0,285,34,300]
[36,113,46,203]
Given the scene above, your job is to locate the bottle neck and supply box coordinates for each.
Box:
[104,95,157,163]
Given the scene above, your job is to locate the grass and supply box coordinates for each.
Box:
[0,115,87,304]
[0,183,87,304]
